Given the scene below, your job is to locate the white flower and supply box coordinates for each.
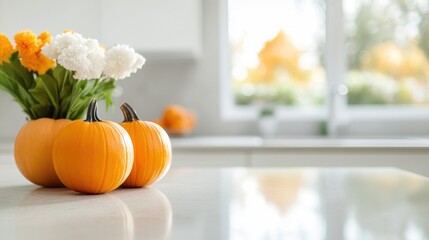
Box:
[104,45,145,80]
[42,33,145,81]
[43,32,105,80]
[58,38,105,80]
[42,32,84,59]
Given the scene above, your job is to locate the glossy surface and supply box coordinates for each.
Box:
[1,161,429,239]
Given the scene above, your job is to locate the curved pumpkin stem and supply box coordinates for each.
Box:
[85,99,102,122]
[121,103,140,122]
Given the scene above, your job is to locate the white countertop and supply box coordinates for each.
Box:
[1,159,429,239]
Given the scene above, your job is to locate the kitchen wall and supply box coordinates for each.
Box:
[1,0,428,141]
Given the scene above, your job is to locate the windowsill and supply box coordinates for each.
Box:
[171,136,429,149]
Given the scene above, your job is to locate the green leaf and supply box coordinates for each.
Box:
[29,74,60,118]
[0,72,32,116]
[0,56,118,120]
[0,53,37,119]
[2,52,34,89]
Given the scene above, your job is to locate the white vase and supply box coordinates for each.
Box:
[258,116,278,137]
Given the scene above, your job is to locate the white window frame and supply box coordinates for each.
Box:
[220,0,429,136]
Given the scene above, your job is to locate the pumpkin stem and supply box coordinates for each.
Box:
[121,103,140,122]
[85,99,102,122]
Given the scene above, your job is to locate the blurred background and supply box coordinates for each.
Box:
[2,0,429,141]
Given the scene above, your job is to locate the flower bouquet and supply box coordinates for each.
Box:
[0,30,145,119]
[0,30,145,187]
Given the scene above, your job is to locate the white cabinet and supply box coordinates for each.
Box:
[0,0,102,40]
[102,0,202,58]
[0,0,201,59]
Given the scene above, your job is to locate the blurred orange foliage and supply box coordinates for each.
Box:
[361,41,429,79]
[247,31,311,84]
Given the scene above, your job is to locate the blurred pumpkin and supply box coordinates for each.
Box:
[156,105,196,136]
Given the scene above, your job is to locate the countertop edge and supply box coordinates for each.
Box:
[3,137,429,151]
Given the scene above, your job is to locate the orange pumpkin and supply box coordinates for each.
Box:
[14,118,70,187]
[161,105,196,135]
[52,99,134,194]
[120,103,172,188]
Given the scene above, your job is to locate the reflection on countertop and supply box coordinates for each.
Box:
[1,159,429,239]
[0,181,172,240]
[230,168,429,240]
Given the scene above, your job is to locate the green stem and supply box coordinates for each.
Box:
[120,103,140,122]
[85,99,101,122]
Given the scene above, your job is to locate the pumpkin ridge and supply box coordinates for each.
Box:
[61,124,71,189]
[156,123,171,182]
[95,122,108,194]
[146,124,156,185]
[102,124,119,192]
[141,123,149,186]
[147,123,155,185]
[82,122,93,191]
[142,124,150,185]
[110,124,123,192]
[147,123,161,185]
[157,123,172,180]
[76,122,90,191]
[116,122,131,189]
[131,123,141,186]
[109,121,133,188]
[120,123,132,187]
[122,122,134,186]
[83,122,95,192]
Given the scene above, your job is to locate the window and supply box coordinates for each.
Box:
[345,0,429,106]
[223,0,429,134]
[229,0,326,108]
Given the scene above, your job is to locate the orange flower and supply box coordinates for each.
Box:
[14,31,39,53]
[38,32,51,45]
[14,30,54,74]
[0,33,14,63]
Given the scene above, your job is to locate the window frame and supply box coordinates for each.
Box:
[220,0,429,135]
